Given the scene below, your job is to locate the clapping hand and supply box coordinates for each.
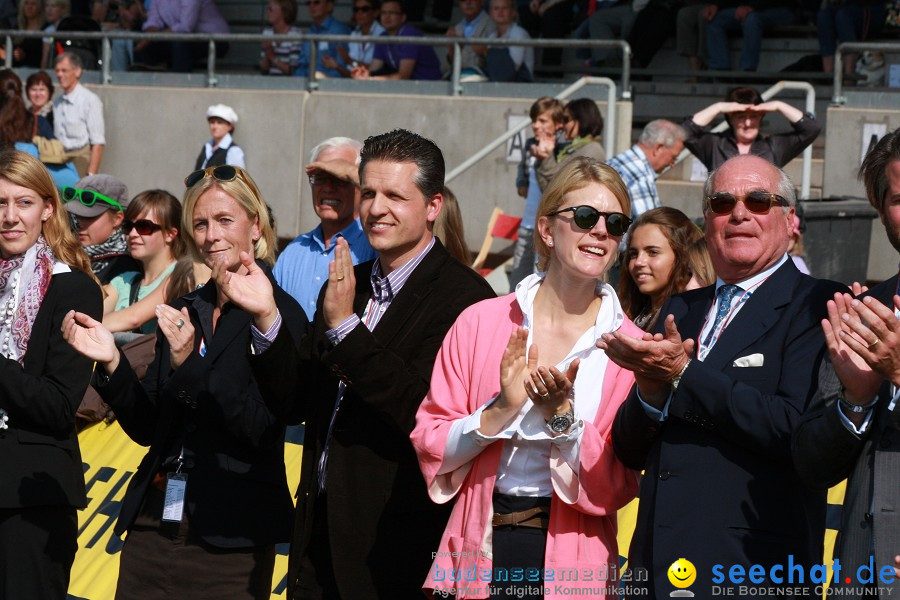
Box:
[526,360,579,421]
[322,238,356,330]
[214,251,278,332]
[62,310,119,373]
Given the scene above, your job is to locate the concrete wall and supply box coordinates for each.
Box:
[823,105,900,282]
[92,83,629,251]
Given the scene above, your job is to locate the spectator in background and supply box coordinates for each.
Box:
[0,0,45,67]
[136,0,229,72]
[102,189,184,341]
[535,97,605,190]
[518,0,574,69]
[195,104,245,170]
[435,186,472,265]
[259,0,301,75]
[676,2,712,74]
[683,86,820,171]
[817,0,886,77]
[509,96,565,288]
[485,0,533,82]
[351,0,442,80]
[53,52,104,176]
[26,71,54,131]
[0,69,78,189]
[447,0,497,77]
[274,136,375,321]
[96,0,146,71]
[619,206,708,330]
[64,174,140,284]
[295,0,350,78]
[41,0,69,69]
[586,0,647,66]
[705,1,797,72]
[324,0,385,77]
[608,119,687,220]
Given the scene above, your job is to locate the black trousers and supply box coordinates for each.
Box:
[0,505,77,600]
[490,494,550,600]
[293,494,340,600]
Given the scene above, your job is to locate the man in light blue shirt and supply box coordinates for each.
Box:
[294,0,351,77]
[274,137,376,320]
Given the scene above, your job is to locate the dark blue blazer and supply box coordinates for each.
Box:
[613,259,845,600]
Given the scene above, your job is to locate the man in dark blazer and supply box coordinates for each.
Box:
[793,128,900,596]
[221,129,495,599]
[599,154,845,599]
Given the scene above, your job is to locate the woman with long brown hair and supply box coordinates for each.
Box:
[618,206,712,330]
[0,148,102,598]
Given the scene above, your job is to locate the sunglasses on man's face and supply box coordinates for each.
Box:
[706,191,787,216]
[123,218,163,235]
[548,205,632,236]
[184,165,238,188]
[61,186,123,211]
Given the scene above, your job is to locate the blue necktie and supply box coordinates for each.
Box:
[703,284,741,347]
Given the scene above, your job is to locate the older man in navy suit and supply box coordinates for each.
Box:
[600,154,844,599]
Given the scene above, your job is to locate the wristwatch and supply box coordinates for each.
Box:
[546,410,574,434]
[671,359,692,391]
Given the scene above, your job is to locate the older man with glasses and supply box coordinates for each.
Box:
[600,154,845,598]
[295,0,350,78]
[273,137,376,321]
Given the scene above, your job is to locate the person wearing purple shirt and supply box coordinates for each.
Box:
[135,0,229,72]
[350,0,442,80]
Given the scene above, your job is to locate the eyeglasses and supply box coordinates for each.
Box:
[706,192,787,215]
[184,164,238,188]
[61,186,123,211]
[308,173,353,187]
[123,218,163,235]
[352,5,373,12]
[548,205,632,236]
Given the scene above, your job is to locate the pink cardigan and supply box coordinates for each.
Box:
[411,293,641,599]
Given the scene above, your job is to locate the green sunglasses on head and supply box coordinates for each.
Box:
[61,186,123,211]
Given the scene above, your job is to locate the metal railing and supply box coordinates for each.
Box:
[672,79,816,199]
[832,41,900,105]
[445,76,618,183]
[0,29,631,94]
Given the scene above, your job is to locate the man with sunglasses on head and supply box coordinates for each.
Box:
[274,136,376,321]
[599,154,844,598]
[216,129,495,599]
[63,174,140,284]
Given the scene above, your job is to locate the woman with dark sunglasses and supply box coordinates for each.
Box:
[411,158,640,600]
[62,165,307,599]
[0,149,102,598]
[101,189,186,342]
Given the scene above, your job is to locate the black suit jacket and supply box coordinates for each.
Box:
[793,274,900,596]
[0,270,102,508]
[612,260,845,600]
[251,240,495,599]
[98,264,307,548]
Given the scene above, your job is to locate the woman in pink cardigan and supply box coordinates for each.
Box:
[412,158,642,600]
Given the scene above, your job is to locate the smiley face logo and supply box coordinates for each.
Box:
[668,558,696,589]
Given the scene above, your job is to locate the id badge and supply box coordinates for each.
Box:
[161,472,188,522]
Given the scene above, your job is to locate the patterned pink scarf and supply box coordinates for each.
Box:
[0,236,54,363]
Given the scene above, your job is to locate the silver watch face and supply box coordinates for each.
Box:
[548,412,573,433]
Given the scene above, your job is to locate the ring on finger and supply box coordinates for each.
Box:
[176,318,185,329]
[538,391,550,399]
[868,338,880,349]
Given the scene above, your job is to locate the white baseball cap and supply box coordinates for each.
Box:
[206,104,238,124]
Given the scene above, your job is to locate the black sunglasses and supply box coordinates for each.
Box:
[184,165,238,188]
[61,186,123,211]
[123,218,163,235]
[706,191,787,215]
[548,205,632,236]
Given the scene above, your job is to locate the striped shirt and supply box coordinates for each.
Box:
[53,83,105,149]
[607,144,659,219]
[260,26,303,75]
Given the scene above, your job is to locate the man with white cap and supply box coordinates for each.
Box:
[63,174,140,284]
[195,104,245,170]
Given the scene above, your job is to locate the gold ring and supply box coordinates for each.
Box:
[868,338,880,349]
[336,275,345,281]
[176,319,185,329]
[539,391,550,399]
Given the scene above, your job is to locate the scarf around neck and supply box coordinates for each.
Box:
[84,226,128,276]
[0,235,55,363]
